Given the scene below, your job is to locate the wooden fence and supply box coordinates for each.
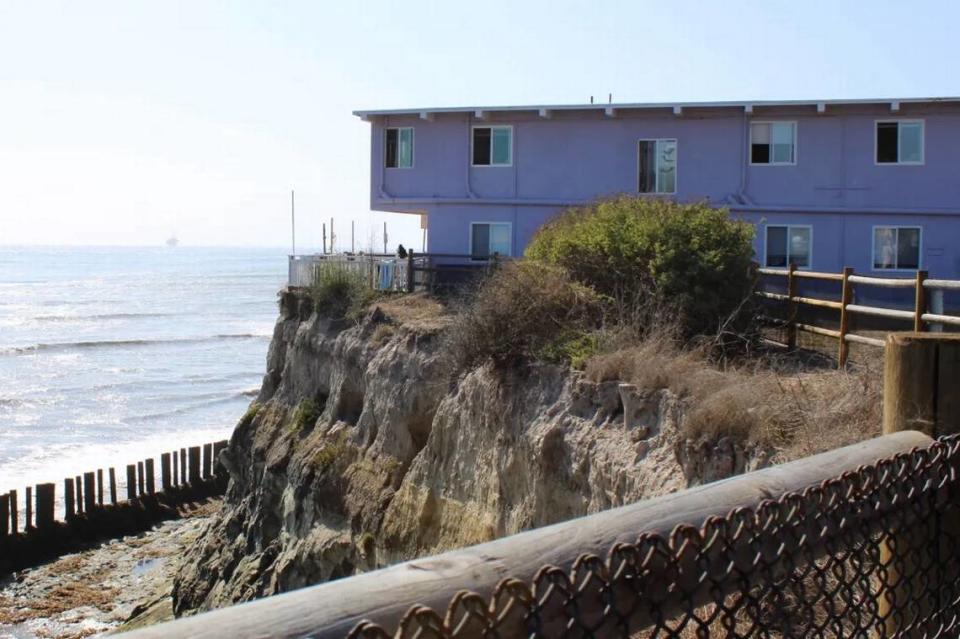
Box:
[757,265,960,366]
[0,439,228,571]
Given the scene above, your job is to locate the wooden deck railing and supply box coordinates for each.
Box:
[757,265,960,366]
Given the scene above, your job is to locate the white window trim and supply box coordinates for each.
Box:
[470,125,514,167]
[385,127,415,169]
[874,119,925,166]
[871,225,923,272]
[749,121,798,166]
[637,138,678,195]
[763,224,813,270]
[468,221,513,257]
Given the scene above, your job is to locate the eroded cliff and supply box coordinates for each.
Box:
[172,290,766,614]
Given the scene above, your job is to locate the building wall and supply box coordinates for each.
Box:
[365,103,960,278]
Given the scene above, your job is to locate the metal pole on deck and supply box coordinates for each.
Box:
[351,220,355,253]
[290,190,296,256]
[322,223,327,255]
[383,222,388,254]
[330,218,335,254]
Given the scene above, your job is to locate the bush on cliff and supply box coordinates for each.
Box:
[444,261,604,371]
[525,196,755,336]
[310,263,377,322]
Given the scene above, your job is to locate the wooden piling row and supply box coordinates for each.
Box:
[0,440,228,539]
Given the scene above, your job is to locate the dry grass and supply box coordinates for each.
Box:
[375,293,453,332]
[584,330,882,461]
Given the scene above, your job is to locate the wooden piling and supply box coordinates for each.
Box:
[0,494,9,537]
[188,447,201,484]
[25,486,32,530]
[75,476,82,513]
[36,483,54,529]
[137,461,145,495]
[202,443,213,479]
[161,453,172,491]
[180,448,187,485]
[109,468,117,504]
[126,464,137,500]
[213,440,228,475]
[145,458,155,494]
[83,472,96,512]
[65,478,75,519]
[9,489,18,534]
[879,333,960,636]
[172,450,179,486]
[97,469,104,505]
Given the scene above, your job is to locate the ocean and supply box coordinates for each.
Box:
[0,246,285,516]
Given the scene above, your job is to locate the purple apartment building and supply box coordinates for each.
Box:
[355,98,960,279]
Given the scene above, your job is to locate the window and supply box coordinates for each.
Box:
[876,121,924,164]
[873,227,921,270]
[470,222,511,257]
[751,122,796,165]
[765,225,812,268]
[385,127,414,168]
[472,126,512,166]
[638,139,677,193]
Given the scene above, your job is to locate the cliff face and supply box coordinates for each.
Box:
[172,291,766,614]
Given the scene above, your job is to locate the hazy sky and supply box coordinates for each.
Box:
[1,1,958,249]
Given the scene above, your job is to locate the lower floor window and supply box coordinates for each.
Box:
[765,225,811,268]
[471,222,511,257]
[873,226,920,270]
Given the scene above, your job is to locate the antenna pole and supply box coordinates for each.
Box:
[351,220,355,253]
[330,217,335,253]
[322,223,327,255]
[290,190,296,255]
[383,222,387,254]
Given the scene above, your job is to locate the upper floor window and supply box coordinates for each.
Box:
[472,126,513,166]
[765,225,811,268]
[471,222,511,257]
[750,122,796,165]
[873,226,921,270]
[876,121,923,165]
[385,127,414,168]
[638,139,677,194]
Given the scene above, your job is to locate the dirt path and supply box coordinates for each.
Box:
[0,500,219,639]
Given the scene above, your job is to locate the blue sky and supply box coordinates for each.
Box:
[1,0,957,248]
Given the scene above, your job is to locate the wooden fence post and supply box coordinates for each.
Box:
[126,464,137,500]
[838,267,853,369]
[97,469,104,505]
[65,478,75,519]
[83,472,96,512]
[9,489,17,534]
[406,250,415,293]
[75,476,82,513]
[172,450,179,486]
[914,270,928,333]
[188,447,201,484]
[109,468,117,504]
[145,458,155,494]
[137,461,145,495]
[36,483,54,530]
[25,486,32,530]
[0,494,8,537]
[786,263,798,350]
[180,448,187,484]
[202,443,213,479]
[880,333,960,635]
[161,453,172,491]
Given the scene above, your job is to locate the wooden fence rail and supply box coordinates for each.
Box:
[757,265,960,367]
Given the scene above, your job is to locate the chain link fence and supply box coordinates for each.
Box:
[348,436,960,638]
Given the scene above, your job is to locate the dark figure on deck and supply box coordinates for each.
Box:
[397,244,407,258]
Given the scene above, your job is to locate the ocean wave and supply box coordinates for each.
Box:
[1,333,270,356]
[32,312,177,322]
[124,389,256,423]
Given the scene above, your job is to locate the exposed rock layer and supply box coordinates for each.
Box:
[172,291,764,614]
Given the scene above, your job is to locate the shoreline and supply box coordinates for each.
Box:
[0,499,220,639]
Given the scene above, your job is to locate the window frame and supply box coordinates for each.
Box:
[763,224,814,270]
[874,119,925,166]
[471,125,514,167]
[384,126,415,169]
[749,121,798,166]
[871,225,923,272]
[468,221,513,258]
[637,138,678,195]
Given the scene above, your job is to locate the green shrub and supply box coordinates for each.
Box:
[526,196,755,336]
[287,399,320,434]
[444,261,604,371]
[310,263,377,322]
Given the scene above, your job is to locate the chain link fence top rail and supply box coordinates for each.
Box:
[348,436,960,639]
